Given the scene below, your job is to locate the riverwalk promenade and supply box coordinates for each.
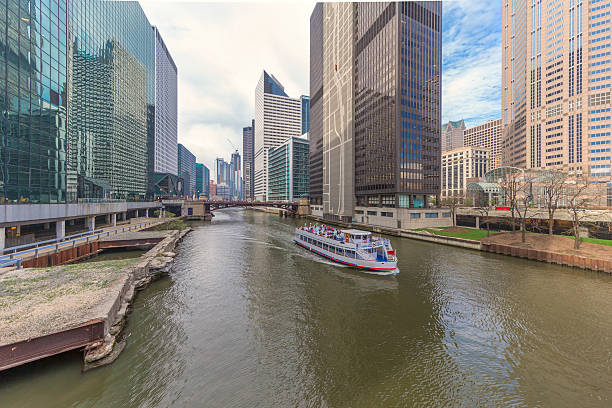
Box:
[305,215,612,274]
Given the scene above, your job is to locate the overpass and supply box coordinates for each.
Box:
[181,200,305,219]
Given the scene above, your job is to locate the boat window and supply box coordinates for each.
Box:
[346,250,355,258]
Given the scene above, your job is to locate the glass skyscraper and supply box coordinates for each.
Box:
[178,143,196,196]
[268,136,309,201]
[1,0,164,203]
[242,119,254,200]
[310,2,442,224]
[195,163,209,198]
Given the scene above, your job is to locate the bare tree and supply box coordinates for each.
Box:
[499,170,522,232]
[566,178,594,249]
[539,170,568,236]
[475,205,493,237]
[515,175,536,243]
[441,192,463,227]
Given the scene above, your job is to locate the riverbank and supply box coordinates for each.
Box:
[0,228,191,372]
[304,215,612,274]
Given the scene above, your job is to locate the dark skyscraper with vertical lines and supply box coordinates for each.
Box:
[310,2,442,226]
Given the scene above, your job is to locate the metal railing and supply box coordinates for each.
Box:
[0,221,159,269]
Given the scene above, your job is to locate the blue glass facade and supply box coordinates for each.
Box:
[262,71,287,97]
[195,162,209,198]
[300,95,310,134]
[178,143,196,196]
[1,0,158,203]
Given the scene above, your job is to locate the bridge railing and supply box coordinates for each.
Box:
[0,221,159,268]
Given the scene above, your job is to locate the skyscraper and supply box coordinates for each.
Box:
[309,3,324,210]
[0,1,174,203]
[502,0,611,180]
[254,71,302,201]
[230,151,242,200]
[242,120,255,200]
[152,27,178,176]
[268,136,310,201]
[441,120,466,153]
[178,144,196,196]
[310,2,443,225]
[195,163,209,198]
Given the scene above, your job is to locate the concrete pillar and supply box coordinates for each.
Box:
[0,227,5,252]
[111,213,117,227]
[159,208,163,218]
[87,216,95,231]
[145,209,149,218]
[475,216,480,229]
[56,220,65,240]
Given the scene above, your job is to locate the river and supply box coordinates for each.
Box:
[1,209,611,407]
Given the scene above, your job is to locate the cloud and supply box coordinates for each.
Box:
[141,0,314,173]
[442,0,502,128]
[142,0,503,172]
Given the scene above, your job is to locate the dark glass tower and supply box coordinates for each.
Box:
[242,119,254,200]
[310,2,442,220]
[354,2,441,209]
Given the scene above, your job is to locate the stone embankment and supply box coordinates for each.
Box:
[0,228,191,372]
[82,228,190,371]
[304,215,612,274]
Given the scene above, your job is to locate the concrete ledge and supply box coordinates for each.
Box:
[1,202,162,226]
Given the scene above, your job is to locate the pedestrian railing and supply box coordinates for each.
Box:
[0,221,159,269]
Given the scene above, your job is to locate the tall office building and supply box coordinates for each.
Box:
[195,163,209,198]
[216,157,230,185]
[242,120,255,200]
[300,95,310,134]
[230,151,242,200]
[152,27,178,176]
[178,144,196,196]
[254,71,302,201]
[310,2,443,226]
[0,1,174,203]
[309,3,324,209]
[502,0,612,180]
[441,120,466,153]
[464,119,503,169]
[268,136,310,201]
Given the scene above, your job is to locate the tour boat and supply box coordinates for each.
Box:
[294,224,398,275]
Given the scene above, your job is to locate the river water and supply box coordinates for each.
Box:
[1,209,611,407]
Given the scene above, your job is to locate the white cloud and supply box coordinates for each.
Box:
[141,0,503,171]
[141,0,314,172]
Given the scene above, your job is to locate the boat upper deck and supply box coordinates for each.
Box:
[295,226,391,251]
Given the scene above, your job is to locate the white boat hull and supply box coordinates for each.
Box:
[294,237,398,275]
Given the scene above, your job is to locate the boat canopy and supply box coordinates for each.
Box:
[341,229,371,236]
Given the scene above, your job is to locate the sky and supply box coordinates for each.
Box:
[140,0,502,173]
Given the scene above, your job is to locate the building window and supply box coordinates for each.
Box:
[425,213,439,218]
[380,212,393,217]
[367,211,377,216]
[410,213,421,219]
